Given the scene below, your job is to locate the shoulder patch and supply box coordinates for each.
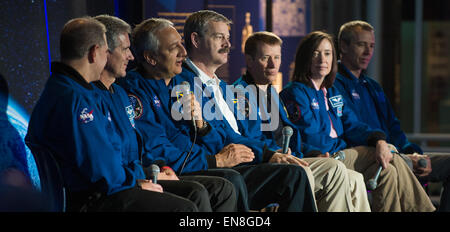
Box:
[329,95,344,117]
[128,93,143,120]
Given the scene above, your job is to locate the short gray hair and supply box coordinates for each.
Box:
[184,10,232,53]
[132,18,173,64]
[94,14,131,52]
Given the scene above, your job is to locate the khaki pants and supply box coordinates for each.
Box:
[347,169,371,212]
[303,158,370,212]
[341,146,435,212]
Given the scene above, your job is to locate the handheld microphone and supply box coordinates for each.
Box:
[150,164,160,184]
[235,85,246,117]
[331,151,346,161]
[281,126,293,154]
[418,158,427,168]
[180,81,196,128]
[367,165,382,191]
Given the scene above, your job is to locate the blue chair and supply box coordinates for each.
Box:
[26,143,66,212]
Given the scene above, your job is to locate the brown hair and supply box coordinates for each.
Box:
[291,31,337,89]
[183,10,232,53]
[244,31,283,59]
[338,20,374,54]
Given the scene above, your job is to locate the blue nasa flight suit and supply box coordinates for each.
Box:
[25,62,147,206]
[27,62,207,212]
[174,62,317,212]
[231,73,307,158]
[92,81,237,212]
[91,82,141,163]
[335,62,450,212]
[334,62,422,154]
[279,80,386,155]
[117,69,247,211]
[117,70,220,174]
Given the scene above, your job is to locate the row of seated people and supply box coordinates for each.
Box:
[20,10,449,212]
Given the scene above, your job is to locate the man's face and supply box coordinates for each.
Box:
[310,38,333,80]
[199,21,231,66]
[341,28,375,73]
[154,26,187,77]
[246,42,281,85]
[105,33,134,78]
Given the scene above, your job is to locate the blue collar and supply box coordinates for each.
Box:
[338,62,369,84]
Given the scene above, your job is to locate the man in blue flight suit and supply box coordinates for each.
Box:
[93,14,236,212]
[118,16,317,212]
[231,31,370,211]
[334,20,450,211]
[25,17,199,212]
[173,10,317,212]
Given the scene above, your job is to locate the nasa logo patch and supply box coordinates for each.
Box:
[351,89,360,100]
[311,98,319,110]
[79,107,94,124]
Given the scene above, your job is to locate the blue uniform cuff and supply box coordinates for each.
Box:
[367,131,387,147]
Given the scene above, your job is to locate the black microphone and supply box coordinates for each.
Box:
[180,81,196,128]
[418,158,427,168]
[281,126,293,154]
[150,164,160,184]
[331,151,345,161]
[367,165,382,191]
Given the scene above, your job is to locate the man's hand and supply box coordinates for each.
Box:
[407,154,432,177]
[215,144,255,167]
[269,153,309,167]
[157,167,180,181]
[317,152,330,158]
[137,179,163,193]
[275,147,291,155]
[375,140,393,169]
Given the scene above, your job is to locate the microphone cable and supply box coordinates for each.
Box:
[177,82,197,175]
[178,123,197,176]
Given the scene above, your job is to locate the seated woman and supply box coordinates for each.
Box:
[279,31,434,212]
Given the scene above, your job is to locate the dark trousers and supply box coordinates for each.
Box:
[187,164,316,212]
[420,154,450,212]
[160,175,237,212]
[234,163,317,212]
[184,168,249,212]
[67,186,198,212]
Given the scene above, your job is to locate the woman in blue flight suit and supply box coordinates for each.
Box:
[279,31,435,212]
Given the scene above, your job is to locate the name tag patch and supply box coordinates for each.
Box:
[329,95,344,117]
